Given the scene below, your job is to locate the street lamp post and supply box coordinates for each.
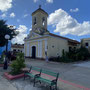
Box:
[5,34,10,52]
[3,34,10,70]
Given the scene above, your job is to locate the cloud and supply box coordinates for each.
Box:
[48,9,90,36]
[1,13,6,18]
[46,0,53,3]
[10,12,15,18]
[17,19,20,22]
[0,0,13,12]
[70,8,79,12]
[33,0,38,3]
[23,14,28,18]
[33,0,53,3]
[29,28,32,31]
[12,25,28,44]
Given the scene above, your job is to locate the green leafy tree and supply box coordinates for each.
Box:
[10,53,25,75]
[0,20,17,47]
[76,47,90,60]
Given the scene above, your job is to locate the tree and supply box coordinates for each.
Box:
[0,20,17,47]
[10,53,25,75]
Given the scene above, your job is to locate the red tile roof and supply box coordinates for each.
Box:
[11,44,24,48]
[49,33,80,44]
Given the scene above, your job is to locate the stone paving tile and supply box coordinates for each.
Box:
[74,61,90,68]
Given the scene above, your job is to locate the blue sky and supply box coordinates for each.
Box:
[0,0,90,44]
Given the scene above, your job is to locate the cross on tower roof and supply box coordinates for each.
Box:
[39,5,41,9]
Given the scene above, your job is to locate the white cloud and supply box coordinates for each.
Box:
[46,0,53,3]
[17,19,20,22]
[24,14,28,18]
[12,25,28,44]
[70,8,79,12]
[0,0,13,12]
[29,25,32,32]
[33,0,38,3]
[29,28,32,32]
[10,12,15,18]
[33,0,53,3]
[48,9,90,36]
[1,13,6,18]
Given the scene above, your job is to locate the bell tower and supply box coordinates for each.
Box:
[31,5,49,35]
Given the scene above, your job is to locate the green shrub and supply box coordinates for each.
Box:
[61,47,90,62]
[60,49,74,63]
[10,53,25,75]
[76,47,90,60]
[49,56,60,62]
[48,47,90,63]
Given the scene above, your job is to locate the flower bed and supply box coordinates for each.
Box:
[4,53,26,80]
[4,72,24,80]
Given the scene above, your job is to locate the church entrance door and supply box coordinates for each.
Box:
[32,46,36,58]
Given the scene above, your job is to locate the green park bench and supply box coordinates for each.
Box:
[34,69,59,90]
[24,66,42,81]
[23,66,59,90]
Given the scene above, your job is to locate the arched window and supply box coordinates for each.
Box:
[34,17,36,25]
[42,17,45,26]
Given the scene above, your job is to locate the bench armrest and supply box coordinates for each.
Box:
[35,74,41,78]
[51,79,57,84]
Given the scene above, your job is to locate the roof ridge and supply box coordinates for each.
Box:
[32,8,48,16]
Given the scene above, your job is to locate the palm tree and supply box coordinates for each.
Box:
[0,20,17,47]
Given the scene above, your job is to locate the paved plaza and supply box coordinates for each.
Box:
[0,59,90,90]
[25,59,90,89]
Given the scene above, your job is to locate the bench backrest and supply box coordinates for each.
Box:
[29,66,59,81]
[29,66,42,74]
[42,69,59,80]
[32,66,41,72]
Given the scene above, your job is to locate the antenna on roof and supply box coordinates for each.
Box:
[39,5,41,9]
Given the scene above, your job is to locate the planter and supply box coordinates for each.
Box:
[4,72,24,80]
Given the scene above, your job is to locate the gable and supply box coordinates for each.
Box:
[29,32,42,39]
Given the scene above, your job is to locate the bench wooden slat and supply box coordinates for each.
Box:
[41,69,58,77]
[37,77,52,84]
[32,67,41,71]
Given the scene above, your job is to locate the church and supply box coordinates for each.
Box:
[24,6,80,59]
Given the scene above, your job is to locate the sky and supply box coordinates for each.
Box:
[0,0,90,44]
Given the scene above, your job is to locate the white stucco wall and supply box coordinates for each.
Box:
[47,36,69,58]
